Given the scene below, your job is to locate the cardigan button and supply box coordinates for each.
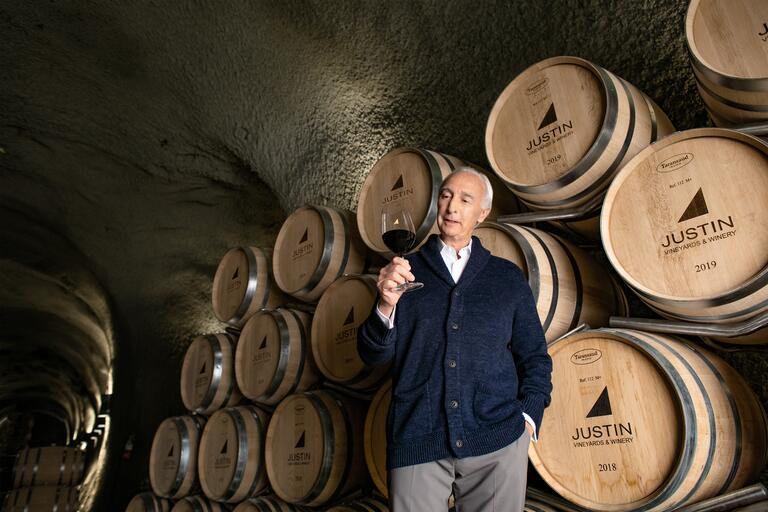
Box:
[455,439,464,448]
[449,400,459,409]
[451,323,459,330]
[447,360,457,368]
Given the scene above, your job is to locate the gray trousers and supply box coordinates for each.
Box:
[389,431,530,512]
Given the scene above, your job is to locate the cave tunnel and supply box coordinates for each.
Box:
[1,1,767,510]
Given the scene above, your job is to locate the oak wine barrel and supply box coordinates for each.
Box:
[364,380,391,498]
[12,446,85,488]
[265,389,368,507]
[311,275,390,391]
[235,308,319,406]
[198,405,271,503]
[125,493,173,512]
[356,147,519,258]
[212,247,286,327]
[169,496,225,512]
[473,222,621,342]
[180,333,242,415]
[149,415,206,499]
[485,56,674,211]
[273,205,368,302]
[601,128,768,325]
[232,495,303,511]
[686,0,768,126]
[529,328,768,511]
[2,486,78,512]
[327,494,389,512]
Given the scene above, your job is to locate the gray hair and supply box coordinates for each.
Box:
[441,166,494,209]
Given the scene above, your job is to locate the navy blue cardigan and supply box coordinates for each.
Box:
[358,234,553,469]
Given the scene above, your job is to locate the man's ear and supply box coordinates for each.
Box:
[477,208,491,224]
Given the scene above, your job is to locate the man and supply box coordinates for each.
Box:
[358,167,553,512]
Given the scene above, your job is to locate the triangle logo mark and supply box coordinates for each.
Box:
[678,188,709,223]
[220,440,228,454]
[299,228,309,245]
[295,431,305,448]
[391,175,404,191]
[343,307,355,326]
[199,362,207,375]
[259,336,268,350]
[586,387,613,418]
[167,444,175,458]
[537,103,558,130]
[231,268,239,280]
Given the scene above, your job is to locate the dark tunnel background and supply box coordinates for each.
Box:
[1,0,766,509]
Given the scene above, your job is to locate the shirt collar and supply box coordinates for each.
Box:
[439,237,472,261]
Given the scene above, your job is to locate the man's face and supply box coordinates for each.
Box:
[436,172,491,243]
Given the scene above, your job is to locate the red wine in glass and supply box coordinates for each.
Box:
[382,229,415,255]
[381,209,424,292]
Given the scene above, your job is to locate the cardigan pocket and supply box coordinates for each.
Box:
[473,381,514,424]
[391,380,432,441]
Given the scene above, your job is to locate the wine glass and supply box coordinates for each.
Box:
[381,208,424,292]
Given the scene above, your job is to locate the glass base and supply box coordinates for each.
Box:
[392,281,424,293]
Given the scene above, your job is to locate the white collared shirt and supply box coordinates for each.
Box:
[375,236,538,441]
[439,237,472,284]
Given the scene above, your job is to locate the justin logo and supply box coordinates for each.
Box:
[660,188,736,251]
[214,439,231,468]
[335,307,357,343]
[537,103,558,130]
[382,174,414,204]
[343,307,354,326]
[678,188,708,222]
[293,228,313,259]
[195,360,209,388]
[252,336,271,363]
[586,387,612,418]
[759,22,768,41]
[571,387,634,444]
[227,266,241,292]
[162,443,177,470]
[288,430,311,464]
[525,102,574,153]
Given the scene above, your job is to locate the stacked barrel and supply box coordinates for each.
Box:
[528,329,768,512]
[3,446,85,511]
[485,55,675,240]
[600,128,768,344]
[477,2,768,511]
[685,0,768,126]
[126,2,768,510]
[126,245,280,507]
[127,203,384,510]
